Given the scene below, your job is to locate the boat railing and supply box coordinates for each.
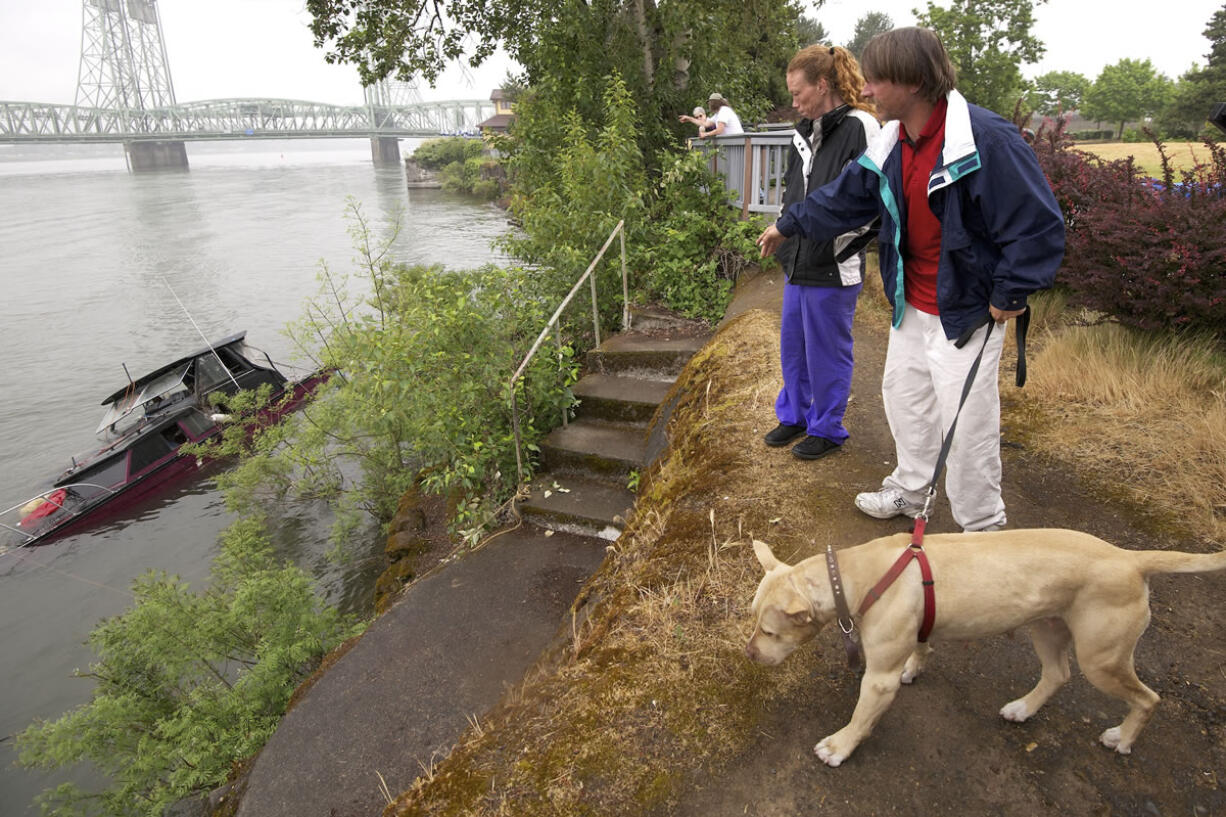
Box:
[0,482,120,547]
[507,219,629,481]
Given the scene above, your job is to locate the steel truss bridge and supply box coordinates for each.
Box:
[0,97,494,144]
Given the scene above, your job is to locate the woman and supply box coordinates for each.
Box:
[763,45,879,459]
[678,105,716,136]
[701,92,743,137]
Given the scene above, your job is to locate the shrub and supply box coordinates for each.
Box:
[412,137,483,170]
[635,149,770,322]
[499,72,647,336]
[208,202,576,546]
[1033,125,1226,337]
[17,519,364,817]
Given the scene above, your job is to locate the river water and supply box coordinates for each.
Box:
[0,138,510,815]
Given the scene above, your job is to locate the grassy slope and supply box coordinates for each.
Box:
[384,308,813,816]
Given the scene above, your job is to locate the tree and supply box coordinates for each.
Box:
[1083,58,1173,138]
[1157,3,1226,138]
[306,0,806,160]
[916,0,1047,116]
[798,14,829,46]
[17,519,364,816]
[1027,70,1091,117]
[845,11,894,58]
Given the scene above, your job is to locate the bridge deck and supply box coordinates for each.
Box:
[0,98,493,143]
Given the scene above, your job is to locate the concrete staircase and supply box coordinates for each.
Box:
[519,307,709,540]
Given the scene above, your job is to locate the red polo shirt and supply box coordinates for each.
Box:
[900,97,947,315]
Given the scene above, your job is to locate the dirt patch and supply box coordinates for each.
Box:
[374,481,465,614]
[382,278,1226,817]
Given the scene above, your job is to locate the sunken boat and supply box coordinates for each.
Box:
[1,332,329,549]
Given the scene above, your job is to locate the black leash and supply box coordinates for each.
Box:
[919,305,1030,516]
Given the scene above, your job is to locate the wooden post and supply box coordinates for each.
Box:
[741,137,754,219]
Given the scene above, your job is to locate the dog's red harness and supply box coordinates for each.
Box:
[825,518,937,671]
[857,517,936,643]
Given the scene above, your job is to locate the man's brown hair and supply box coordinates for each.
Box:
[859,27,957,104]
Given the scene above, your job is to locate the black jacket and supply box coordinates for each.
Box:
[775,105,880,287]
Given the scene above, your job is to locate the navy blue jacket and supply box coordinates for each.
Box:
[776,90,1065,339]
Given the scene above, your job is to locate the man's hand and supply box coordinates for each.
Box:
[757,224,785,258]
[989,305,1027,324]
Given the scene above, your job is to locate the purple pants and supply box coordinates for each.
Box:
[774,281,860,443]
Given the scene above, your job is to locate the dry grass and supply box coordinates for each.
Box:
[1004,293,1226,543]
[384,308,821,816]
[1075,141,1214,176]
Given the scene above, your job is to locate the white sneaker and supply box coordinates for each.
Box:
[854,488,924,520]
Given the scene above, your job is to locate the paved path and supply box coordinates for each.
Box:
[233,528,607,817]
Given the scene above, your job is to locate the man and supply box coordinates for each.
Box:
[757,27,1065,532]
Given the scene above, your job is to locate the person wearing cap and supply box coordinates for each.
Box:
[702,92,743,137]
[756,27,1064,533]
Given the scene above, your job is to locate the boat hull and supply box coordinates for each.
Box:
[3,369,330,549]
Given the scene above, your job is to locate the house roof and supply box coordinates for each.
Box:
[479,113,514,130]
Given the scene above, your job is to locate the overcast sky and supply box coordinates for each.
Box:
[0,0,1221,106]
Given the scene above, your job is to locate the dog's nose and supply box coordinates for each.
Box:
[745,642,758,661]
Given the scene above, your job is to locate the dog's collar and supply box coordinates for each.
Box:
[825,545,863,669]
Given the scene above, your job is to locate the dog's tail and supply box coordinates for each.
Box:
[1132,548,1226,576]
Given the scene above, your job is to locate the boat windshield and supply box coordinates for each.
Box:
[95,363,192,436]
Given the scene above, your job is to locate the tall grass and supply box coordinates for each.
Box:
[1008,304,1226,542]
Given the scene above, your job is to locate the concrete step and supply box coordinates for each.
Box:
[539,420,647,479]
[520,474,635,540]
[628,303,704,332]
[585,333,708,379]
[572,373,673,425]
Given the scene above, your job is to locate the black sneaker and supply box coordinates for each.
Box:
[791,435,839,460]
[764,423,806,447]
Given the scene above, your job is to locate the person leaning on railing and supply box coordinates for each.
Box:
[698,92,743,138]
[757,27,1065,533]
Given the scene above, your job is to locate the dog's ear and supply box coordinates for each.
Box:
[752,539,782,572]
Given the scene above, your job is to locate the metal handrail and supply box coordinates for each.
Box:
[507,220,629,480]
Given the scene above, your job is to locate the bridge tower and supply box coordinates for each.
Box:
[77,0,187,170]
[363,79,423,164]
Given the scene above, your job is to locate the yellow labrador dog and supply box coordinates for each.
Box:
[746,529,1226,767]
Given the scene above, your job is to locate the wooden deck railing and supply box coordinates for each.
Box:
[691,128,796,217]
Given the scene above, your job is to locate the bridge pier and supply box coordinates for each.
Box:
[370,136,401,165]
[124,140,189,171]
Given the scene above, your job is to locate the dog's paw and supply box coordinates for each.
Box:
[1099,726,1132,754]
[999,699,1033,722]
[900,666,919,684]
[814,737,847,767]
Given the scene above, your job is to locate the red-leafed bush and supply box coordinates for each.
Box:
[1031,121,1226,338]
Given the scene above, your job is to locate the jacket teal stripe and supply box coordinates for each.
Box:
[858,153,906,328]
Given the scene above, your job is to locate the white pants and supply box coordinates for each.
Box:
[880,304,1007,531]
